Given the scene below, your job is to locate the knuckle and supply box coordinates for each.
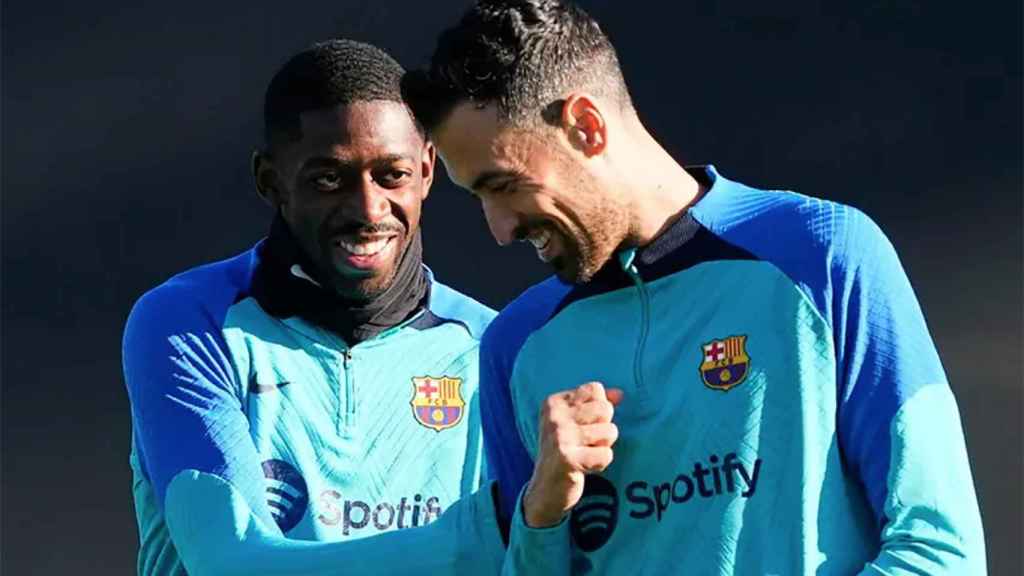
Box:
[553,427,576,448]
[543,395,561,412]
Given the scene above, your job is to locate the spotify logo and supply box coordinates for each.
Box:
[262,459,310,533]
[570,475,619,552]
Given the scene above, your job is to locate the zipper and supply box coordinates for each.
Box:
[619,249,651,409]
[341,348,354,432]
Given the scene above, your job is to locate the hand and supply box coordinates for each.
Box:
[522,381,624,528]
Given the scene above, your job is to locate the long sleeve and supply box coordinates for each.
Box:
[477,279,576,575]
[829,212,987,575]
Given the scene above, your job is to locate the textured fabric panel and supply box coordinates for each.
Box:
[691,167,948,523]
[479,277,572,520]
[123,248,268,518]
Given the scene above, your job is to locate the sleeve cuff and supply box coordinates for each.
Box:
[504,483,572,575]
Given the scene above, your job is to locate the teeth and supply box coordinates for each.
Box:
[528,229,551,251]
[337,237,391,256]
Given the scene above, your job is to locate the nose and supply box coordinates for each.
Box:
[481,197,517,246]
[350,175,392,224]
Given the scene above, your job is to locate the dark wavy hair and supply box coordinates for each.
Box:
[403,0,633,132]
[264,39,421,150]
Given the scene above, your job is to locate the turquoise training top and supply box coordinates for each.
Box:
[122,240,505,576]
[484,166,986,575]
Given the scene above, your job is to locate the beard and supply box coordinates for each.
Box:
[553,201,624,284]
[548,156,628,284]
[323,233,407,301]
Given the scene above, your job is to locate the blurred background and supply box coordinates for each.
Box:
[2,0,1020,573]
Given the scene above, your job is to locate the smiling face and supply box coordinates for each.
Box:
[258,100,433,299]
[433,102,628,284]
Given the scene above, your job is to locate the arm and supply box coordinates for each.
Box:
[480,321,623,576]
[832,213,986,575]
[123,285,503,576]
[479,321,571,575]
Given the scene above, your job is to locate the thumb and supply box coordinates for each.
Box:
[605,388,625,406]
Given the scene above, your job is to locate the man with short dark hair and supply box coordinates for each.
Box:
[405,1,987,574]
[123,40,504,575]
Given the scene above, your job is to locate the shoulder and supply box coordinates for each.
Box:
[124,247,259,346]
[691,167,887,261]
[426,274,498,341]
[481,276,573,368]
[690,167,895,318]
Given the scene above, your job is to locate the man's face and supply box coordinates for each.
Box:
[267,101,433,299]
[434,103,625,284]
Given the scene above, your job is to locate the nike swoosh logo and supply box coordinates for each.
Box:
[249,376,291,394]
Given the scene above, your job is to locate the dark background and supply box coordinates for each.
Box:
[2,1,1021,573]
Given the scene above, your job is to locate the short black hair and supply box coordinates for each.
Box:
[263,39,421,150]
[403,0,632,132]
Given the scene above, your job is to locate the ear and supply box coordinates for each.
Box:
[419,140,437,200]
[252,149,284,208]
[561,94,607,157]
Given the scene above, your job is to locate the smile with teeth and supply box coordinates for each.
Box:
[336,236,395,257]
[528,229,551,251]
[526,228,555,262]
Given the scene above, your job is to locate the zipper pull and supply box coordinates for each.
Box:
[618,248,641,279]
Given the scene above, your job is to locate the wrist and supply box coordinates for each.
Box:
[522,481,566,528]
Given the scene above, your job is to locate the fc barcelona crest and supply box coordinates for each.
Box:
[410,376,465,432]
[699,335,751,391]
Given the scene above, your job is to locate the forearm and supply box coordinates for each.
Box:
[167,471,504,576]
[854,386,987,575]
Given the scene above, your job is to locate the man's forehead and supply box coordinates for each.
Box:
[435,102,525,188]
[295,100,421,153]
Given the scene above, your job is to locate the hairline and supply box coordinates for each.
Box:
[266,98,426,155]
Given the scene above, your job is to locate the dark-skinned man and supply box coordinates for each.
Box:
[122,40,506,575]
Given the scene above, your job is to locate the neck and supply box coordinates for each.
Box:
[621,129,705,247]
[257,215,429,345]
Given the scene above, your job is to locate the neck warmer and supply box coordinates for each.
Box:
[252,215,429,345]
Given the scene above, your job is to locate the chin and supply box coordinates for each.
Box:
[339,274,393,300]
[552,257,586,285]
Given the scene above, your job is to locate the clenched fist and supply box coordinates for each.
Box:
[522,381,624,528]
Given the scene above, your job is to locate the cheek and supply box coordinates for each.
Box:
[281,196,329,242]
[393,188,425,225]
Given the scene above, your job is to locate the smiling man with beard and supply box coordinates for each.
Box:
[404,1,986,574]
[122,40,506,575]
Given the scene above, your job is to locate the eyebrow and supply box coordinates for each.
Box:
[470,169,525,193]
[300,154,415,171]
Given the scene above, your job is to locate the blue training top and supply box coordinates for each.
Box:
[484,166,986,575]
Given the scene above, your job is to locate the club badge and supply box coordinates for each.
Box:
[699,335,751,391]
[410,376,465,432]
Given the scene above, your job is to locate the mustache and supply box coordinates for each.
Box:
[326,221,406,238]
[512,219,553,241]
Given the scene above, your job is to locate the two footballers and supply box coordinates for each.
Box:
[124,1,986,574]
